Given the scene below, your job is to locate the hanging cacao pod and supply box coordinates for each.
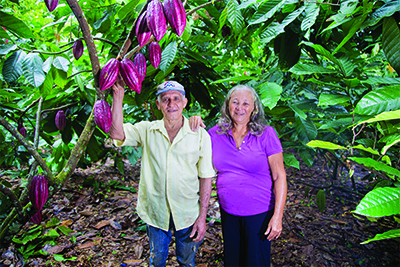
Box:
[94,100,112,133]
[147,0,167,42]
[164,0,186,36]
[55,110,66,131]
[222,25,231,38]
[31,211,42,225]
[99,58,120,91]
[73,39,84,60]
[133,53,147,82]
[149,42,161,69]
[17,123,27,137]
[29,175,49,212]
[136,11,152,47]
[120,58,142,93]
[44,0,59,12]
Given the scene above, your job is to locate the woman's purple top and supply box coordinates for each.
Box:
[208,125,283,216]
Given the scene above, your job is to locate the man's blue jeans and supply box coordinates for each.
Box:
[146,221,202,267]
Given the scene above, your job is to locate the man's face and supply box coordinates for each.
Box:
[156,91,187,121]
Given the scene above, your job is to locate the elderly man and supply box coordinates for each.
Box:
[110,79,216,267]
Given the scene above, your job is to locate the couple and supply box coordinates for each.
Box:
[109,79,287,267]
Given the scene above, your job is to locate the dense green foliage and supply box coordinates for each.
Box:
[1,0,400,248]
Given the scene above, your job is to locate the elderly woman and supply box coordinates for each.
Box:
[190,84,287,267]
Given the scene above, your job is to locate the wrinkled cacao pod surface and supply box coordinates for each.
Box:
[136,11,152,47]
[147,0,167,42]
[99,58,120,91]
[149,42,161,69]
[45,0,59,12]
[73,39,84,60]
[120,58,141,93]
[133,53,147,82]
[29,175,49,211]
[94,100,112,133]
[164,0,186,36]
[55,110,66,131]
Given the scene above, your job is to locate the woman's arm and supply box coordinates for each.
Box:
[265,152,287,241]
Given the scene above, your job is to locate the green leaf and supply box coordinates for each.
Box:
[115,156,125,175]
[0,43,17,55]
[258,82,282,110]
[307,140,347,150]
[125,146,142,166]
[227,0,244,35]
[301,3,319,32]
[382,16,400,76]
[289,63,337,75]
[356,110,400,126]
[57,225,73,236]
[363,0,400,28]
[283,153,299,169]
[381,134,400,155]
[249,0,286,25]
[54,254,77,261]
[53,56,70,73]
[40,68,54,96]
[318,94,350,106]
[354,86,400,115]
[118,0,140,20]
[353,145,379,156]
[43,228,60,238]
[2,50,26,83]
[160,41,177,74]
[0,11,35,39]
[316,189,326,213]
[288,104,307,119]
[354,187,400,217]
[362,76,400,85]
[361,229,400,244]
[349,157,400,179]
[22,53,46,88]
[296,116,317,144]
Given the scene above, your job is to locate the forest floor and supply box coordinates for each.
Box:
[1,155,400,267]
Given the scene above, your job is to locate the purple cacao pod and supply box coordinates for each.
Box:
[147,0,167,42]
[222,25,231,38]
[136,11,152,47]
[149,42,161,69]
[31,211,42,225]
[73,39,84,60]
[29,175,49,211]
[94,100,112,133]
[120,58,141,93]
[164,0,186,36]
[17,123,27,137]
[44,0,59,12]
[99,58,120,91]
[55,110,66,131]
[133,53,147,82]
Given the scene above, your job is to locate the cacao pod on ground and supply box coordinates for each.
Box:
[149,42,161,69]
[29,175,49,211]
[120,58,141,93]
[136,11,152,47]
[133,53,147,82]
[17,123,27,137]
[147,0,167,42]
[99,58,120,91]
[94,100,112,133]
[164,0,186,36]
[73,39,84,60]
[44,0,59,12]
[55,110,66,131]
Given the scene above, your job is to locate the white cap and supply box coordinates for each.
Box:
[156,81,185,95]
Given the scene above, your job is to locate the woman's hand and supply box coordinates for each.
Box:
[189,115,205,132]
[264,214,283,241]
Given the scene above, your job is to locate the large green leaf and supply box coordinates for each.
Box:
[296,116,317,144]
[361,229,400,244]
[307,140,346,150]
[349,157,400,178]
[354,187,400,217]
[258,82,282,110]
[381,134,400,155]
[356,109,400,125]
[0,11,35,39]
[289,63,337,75]
[363,0,400,28]
[362,77,400,85]
[382,16,400,76]
[160,41,177,74]
[2,50,26,83]
[227,0,244,35]
[354,86,400,116]
[283,152,299,169]
[249,0,286,25]
[53,56,70,73]
[22,53,46,88]
[211,76,258,83]
[301,3,319,32]
[318,94,350,106]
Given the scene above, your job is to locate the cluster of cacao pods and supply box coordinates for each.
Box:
[17,123,27,138]
[94,100,112,134]
[73,39,84,60]
[55,110,66,131]
[136,0,186,46]
[29,175,49,225]
[44,0,59,12]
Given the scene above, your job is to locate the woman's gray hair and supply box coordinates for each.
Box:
[217,85,267,136]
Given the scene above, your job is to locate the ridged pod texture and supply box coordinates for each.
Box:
[44,0,59,12]
[31,211,42,225]
[29,175,49,211]
[120,58,141,93]
[73,39,84,60]
[94,100,112,133]
[55,110,66,131]
[133,53,147,82]
[17,123,27,137]
[149,42,161,69]
[136,11,152,47]
[164,0,186,36]
[99,58,120,91]
[147,0,167,42]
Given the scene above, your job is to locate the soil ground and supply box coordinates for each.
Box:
[1,156,400,267]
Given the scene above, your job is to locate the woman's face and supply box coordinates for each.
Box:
[228,89,255,126]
